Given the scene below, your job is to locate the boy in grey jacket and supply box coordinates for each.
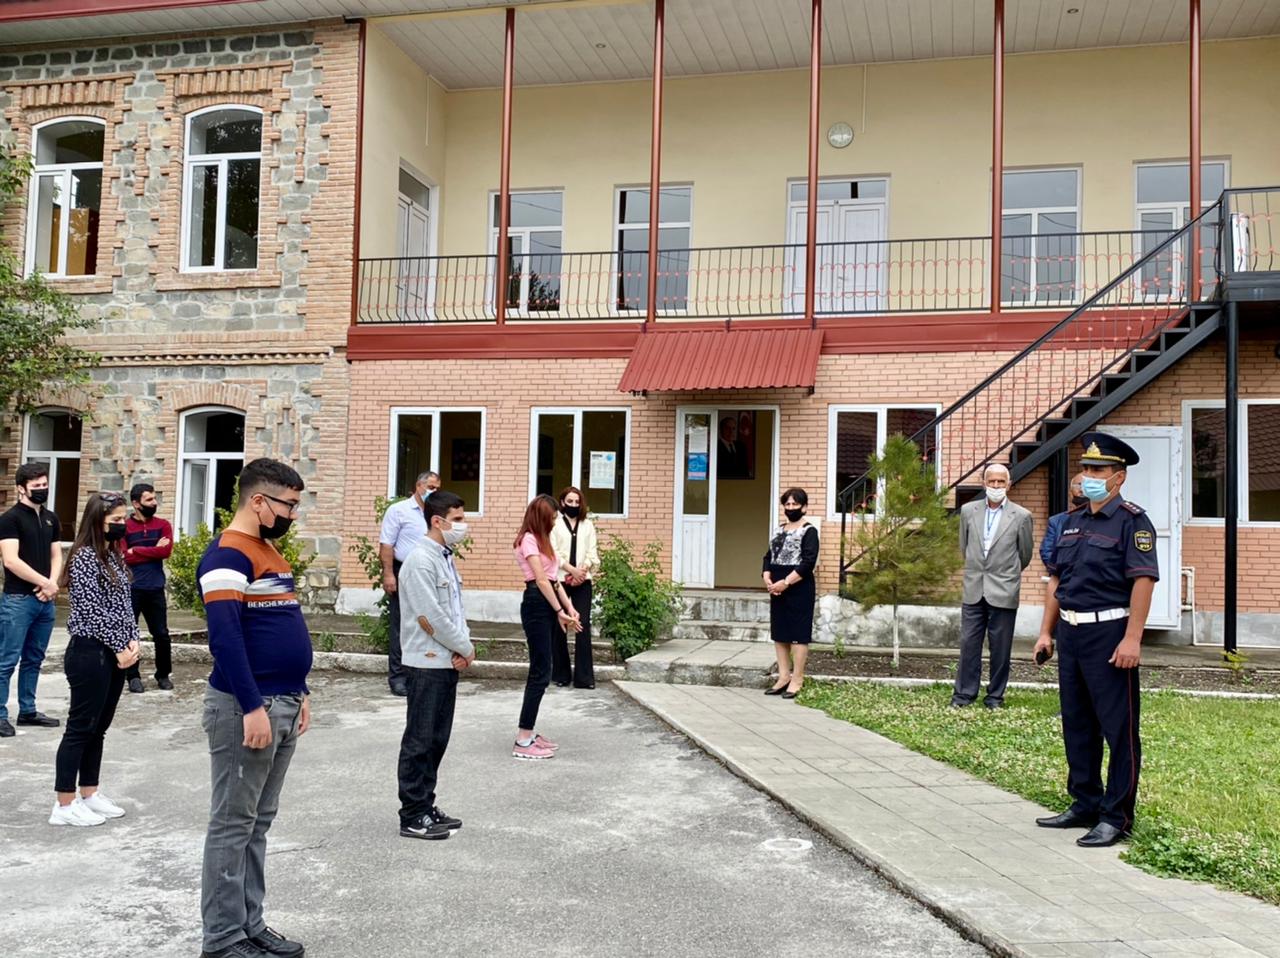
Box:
[397,490,474,841]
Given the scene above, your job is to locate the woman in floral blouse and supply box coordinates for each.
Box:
[49,492,140,827]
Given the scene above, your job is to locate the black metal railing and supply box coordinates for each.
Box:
[354,230,1188,324]
[1222,186,1280,277]
[837,200,1225,582]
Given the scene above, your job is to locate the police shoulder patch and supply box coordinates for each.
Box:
[1120,500,1145,515]
[1134,529,1154,552]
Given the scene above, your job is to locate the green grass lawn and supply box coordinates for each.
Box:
[797,681,1280,904]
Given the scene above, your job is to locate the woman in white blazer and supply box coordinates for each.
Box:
[550,486,599,689]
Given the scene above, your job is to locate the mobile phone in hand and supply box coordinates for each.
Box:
[1034,647,1052,666]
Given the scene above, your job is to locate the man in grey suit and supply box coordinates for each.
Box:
[953,463,1033,709]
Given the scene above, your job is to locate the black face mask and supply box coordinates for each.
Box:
[562,505,581,519]
[26,488,49,506]
[1071,495,1090,508]
[784,508,805,522]
[139,504,158,519]
[105,522,127,542]
[259,513,294,540]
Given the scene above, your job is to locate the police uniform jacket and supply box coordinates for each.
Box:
[1046,496,1160,613]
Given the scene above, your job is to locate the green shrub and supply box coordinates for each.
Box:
[594,536,682,660]
[349,496,394,650]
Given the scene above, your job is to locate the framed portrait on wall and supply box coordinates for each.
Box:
[716,410,755,480]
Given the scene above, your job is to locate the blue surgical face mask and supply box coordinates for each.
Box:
[1081,476,1112,502]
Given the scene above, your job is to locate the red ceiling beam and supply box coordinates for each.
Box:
[1189,0,1202,301]
[644,0,666,330]
[990,0,1005,315]
[494,6,516,326]
[804,0,823,329]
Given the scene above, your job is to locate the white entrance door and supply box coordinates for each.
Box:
[1105,426,1183,629]
[396,192,432,319]
[787,195,887,314]
[674,408,717,587]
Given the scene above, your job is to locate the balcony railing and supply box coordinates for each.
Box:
[1223,186,1280,277]
[355,229,1208,325]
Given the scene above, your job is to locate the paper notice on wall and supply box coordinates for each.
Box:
[687,452,708,482]
[687,423,709,454]
[589,451,617,489]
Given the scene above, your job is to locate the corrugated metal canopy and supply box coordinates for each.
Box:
[618,327,823,393]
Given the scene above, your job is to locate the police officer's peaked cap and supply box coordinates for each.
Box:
[1079,431,1140,467]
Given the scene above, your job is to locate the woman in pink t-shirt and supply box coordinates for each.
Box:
[512,495,580,760]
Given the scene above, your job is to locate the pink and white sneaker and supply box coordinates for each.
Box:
[512,739,556,760]
[533,734,559,751]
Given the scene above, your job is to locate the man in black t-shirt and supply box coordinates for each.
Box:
[0,462,63,737]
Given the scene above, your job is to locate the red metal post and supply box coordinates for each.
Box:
[349,18,367,327]
[1189,0,1202,300]
[990,0,1004,315]
[644,0,665,330]
[495,7,516,325]
[804,0,822,328]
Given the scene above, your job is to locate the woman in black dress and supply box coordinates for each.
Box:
[763,487,819,700]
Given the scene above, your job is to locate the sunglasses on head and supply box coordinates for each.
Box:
[98,492,125,505]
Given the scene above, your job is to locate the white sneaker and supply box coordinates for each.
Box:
[48,798,106,827]
[81,792,125,819]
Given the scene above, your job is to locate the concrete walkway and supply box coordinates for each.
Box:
[617,682,1280,958]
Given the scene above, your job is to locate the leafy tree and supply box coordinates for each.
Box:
[844,435,963,667]
[0,143,99,413]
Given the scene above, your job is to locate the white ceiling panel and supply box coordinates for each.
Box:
[2,0,1278,90]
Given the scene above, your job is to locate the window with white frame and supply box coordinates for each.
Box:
[183,107,263,271]
[615,186,692,312]
[489,191,563,313]
[22,409,83,540]
[827,405,940,516]
[178,408,245,535]
[1001,168,1080,305]
[1135,160,1227,299]
[26,118,104,278]
[1185,399,1280,523]
[530,408,629,517]
[389,408,485,512]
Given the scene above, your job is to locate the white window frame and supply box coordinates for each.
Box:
[612,183,694,316]
[1134,159,1230,301]
[1183,397,1280,527]
[21,408,83,544]
[825,403,943,520]
[528,406,631,519]
[176,406,246,537]
[999,166,1082,307]
[387,407,487,515]
[24,116,106,280]
[487,188,564,316]
[180,104,264,274]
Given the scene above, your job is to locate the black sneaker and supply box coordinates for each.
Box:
[16,711,59,727]
[247,926,305,957]
[128,677,145,694]
[156,675,174,691]
[200,940,269,958]
[427,805,462,830]
[400,815,450,840]
[0,719,14,737]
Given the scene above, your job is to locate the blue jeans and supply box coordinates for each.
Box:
[0,593,57,721]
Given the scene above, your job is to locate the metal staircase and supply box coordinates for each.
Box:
[838,200,1226,585]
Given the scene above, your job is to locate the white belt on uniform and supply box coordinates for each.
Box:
[1059,608,1129,626]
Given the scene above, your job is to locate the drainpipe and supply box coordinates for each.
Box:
[990,0,1004,315]
[644,0,665,332]
[495,7,515,325]
[1189,0,1202,301]
[804,0,822,329]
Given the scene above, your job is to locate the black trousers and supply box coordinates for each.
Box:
[397,666,458,825]
[125,587,171,682]
[388,559,404,687]
[519,585,555,730]
[1057,617,1142,831]
[551,579,595,689]
[55,636,126,793]
[952,599,1017,707]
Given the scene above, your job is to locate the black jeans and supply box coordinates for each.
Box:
[519,585,556,730]
[126,587,171,681]
[388,559,405,688]
[55,636,126,793]
[397,666,459,825]
[551,579,595,688]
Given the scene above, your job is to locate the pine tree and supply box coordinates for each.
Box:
[845,435,963,666]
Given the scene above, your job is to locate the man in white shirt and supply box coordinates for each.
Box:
[953,463,1033,709]
[379,471,439,696]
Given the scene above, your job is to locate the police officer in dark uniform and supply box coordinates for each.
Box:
[1032,432,1160,848]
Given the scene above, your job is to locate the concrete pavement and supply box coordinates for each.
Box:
[616,682,1280,958]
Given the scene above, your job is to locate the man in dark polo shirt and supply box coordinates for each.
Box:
[0,462,64,737]
[124,481,174,693]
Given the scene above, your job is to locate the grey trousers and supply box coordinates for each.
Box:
[201,686,304,952]
[952,599,1017,707]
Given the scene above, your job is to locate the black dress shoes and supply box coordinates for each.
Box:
[1077,822,1129,848]
[780,687,802,700]
[156,675,174,691]
[247,926,305,957]
[1035,808,1099,829]
[764,683,788,696]
[128,677,145,694]
[16,711,59,727]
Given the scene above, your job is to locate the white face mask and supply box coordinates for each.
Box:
[985,486,1007,505]
[441,520,468,547]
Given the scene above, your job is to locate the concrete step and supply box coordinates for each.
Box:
[674,621,772,643]
[681,590,771,624]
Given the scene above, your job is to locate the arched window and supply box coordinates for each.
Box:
[26,117,105,278]
[22,409,83,539]
[182,106,263,272]
[177,407,246,535]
